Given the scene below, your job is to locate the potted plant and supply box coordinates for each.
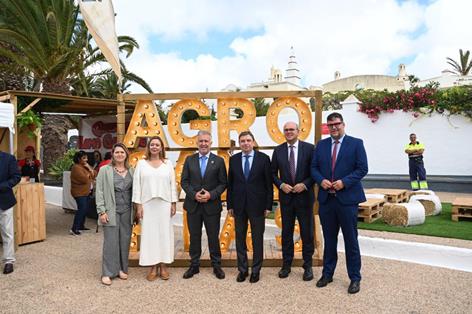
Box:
[48,149,77,180]
[17,110,42,138]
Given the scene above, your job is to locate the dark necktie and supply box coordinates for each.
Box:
[331,140,339,184]
[289,145,296,184]
[244,154,250,180]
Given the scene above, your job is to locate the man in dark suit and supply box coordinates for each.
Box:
[272,121,315,281]
[0,150,21,274]
[311,112,368,294]
[227,131,273,283]
[181,130,227,279]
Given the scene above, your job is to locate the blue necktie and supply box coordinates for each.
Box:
[244,154,250,180]
[200,155,207,178]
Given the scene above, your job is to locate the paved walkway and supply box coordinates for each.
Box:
[0,204,471,313]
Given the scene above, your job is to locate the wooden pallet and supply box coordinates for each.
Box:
[451,197,472,222]
[358,209,382,223]
[129,239,323,267]
[365,188,409,203]
[359,198,385,216]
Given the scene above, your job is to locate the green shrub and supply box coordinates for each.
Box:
[48,149,77,180]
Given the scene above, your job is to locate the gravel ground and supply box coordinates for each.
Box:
[0,204,471,314]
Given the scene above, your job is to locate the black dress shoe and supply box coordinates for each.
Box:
[236,271,249,282]
[348,280,361,294]
[79,226,91,231]
[278,267,291,278]
[303,267,314,281]
[213,267,225,279]
[183,266,199,279]
[249,272,260,283]
[3,263,13,275]
[316,276,333,287]
[69,229,81,236]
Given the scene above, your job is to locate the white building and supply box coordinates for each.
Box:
[244,47,307,92]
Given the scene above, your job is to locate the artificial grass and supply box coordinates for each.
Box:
[357,203,472,241]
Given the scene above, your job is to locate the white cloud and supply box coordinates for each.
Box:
[111,0,471,93]
[408,0,472,79]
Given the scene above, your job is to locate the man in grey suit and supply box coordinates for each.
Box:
[181,130,227,279]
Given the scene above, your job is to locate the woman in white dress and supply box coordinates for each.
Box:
[132,136,178,281]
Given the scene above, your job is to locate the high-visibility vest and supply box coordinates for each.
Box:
[405,142,425,158]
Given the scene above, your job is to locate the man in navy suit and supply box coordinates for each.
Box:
[271,121,315,281]
[227,131,273,283]
[311,112,368,294]
[0,150,21,274]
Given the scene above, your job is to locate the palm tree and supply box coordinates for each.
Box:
[72,63,153,99]
[446,49,472,76]
[0,42,27,91]
[253,97,269,116]
[0,0,86,94]
[71,35,151,97]
[0,0,154,177]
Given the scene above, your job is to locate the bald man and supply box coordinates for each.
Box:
[271,122,315,281]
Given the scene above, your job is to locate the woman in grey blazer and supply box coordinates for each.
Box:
[95,143,135,286]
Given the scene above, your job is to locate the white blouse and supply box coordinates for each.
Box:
[132,159,178,204]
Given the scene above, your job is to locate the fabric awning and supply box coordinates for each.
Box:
[0,102,15,134]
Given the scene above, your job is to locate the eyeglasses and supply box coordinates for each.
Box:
[283,128,297,132]
[326,122,343,129]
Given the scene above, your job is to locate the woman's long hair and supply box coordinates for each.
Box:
[145,136,166,161]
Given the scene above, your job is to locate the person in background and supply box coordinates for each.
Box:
[95,143,134,286]
[18,145,40,182]
[93,150,103,171]
[404,133,428,190]
[70,150,96,235]
[0,150,21,274]
[98,152,112,172]
[132,136,178,281]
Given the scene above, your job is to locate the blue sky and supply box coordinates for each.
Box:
[148,29,265,59]
[113,0,471,92]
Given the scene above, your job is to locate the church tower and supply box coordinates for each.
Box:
[284,46,301,86]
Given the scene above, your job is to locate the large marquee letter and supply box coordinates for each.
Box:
[167,99,211,147]
[266,97,312,144]
[217,98,256,148]
[123,99,168,148]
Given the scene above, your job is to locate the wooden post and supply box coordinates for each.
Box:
[313,90,324,264]
[10,95,19,250]
[116,94,126,143]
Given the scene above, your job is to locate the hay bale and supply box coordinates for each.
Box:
[409,194,442,216]
[382,201,425,226]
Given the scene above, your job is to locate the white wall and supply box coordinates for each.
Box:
[339,101,472,175]
[152,103,472,176]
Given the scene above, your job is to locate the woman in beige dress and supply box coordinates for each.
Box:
[132,136,177,281]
